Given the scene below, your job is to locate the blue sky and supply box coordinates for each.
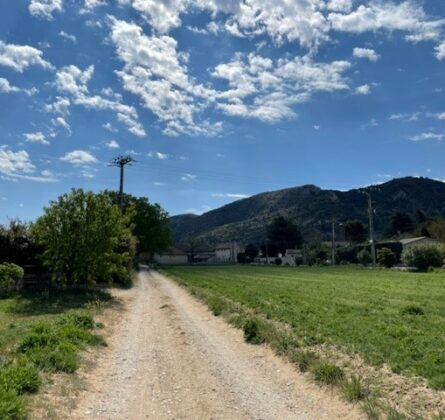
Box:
[1,0,445,222]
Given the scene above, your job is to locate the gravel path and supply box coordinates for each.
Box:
[72,270,362,420]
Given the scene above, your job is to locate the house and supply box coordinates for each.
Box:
[281,249,303,266]
[399,236,438,250]
[153,248,188,265]
[215,243,242,263]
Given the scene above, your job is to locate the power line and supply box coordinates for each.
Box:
[109,155,136,213]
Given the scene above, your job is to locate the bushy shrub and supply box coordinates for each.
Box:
[357,249,372,266]
[275,257,282,266]
[243,318,265,344]
[0,360,41,395]
[311,362,344,385]
[377,247,398,268]
[0,387,27,420]
[402,244,445,271]
[0,263,24,296]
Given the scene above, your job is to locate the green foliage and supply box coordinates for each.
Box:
[0,263,23,296]
[32,189,134,285]
[377,247,397,268]
[391,212,414,235]
[342,375,369,402]
[402,244,445,271]
[289,350,319,372]
[19,312,104,373]
[357,249,372,266]
[0,220,43,267]
[311,362,344,385]
[165,266,445,389]
[106,191,172,257]
[0,387,27,420]
[243,318,265,344]
[244,244,259,261]
[344,220,367,243]
[267,216,303,254]
[0,360,41,395]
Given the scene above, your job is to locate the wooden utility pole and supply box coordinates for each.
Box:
[367,192,377,266]
[110,155,135,213]
[331,219,336,266]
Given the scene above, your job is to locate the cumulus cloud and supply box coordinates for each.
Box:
[54,64,146,137]
[213,53,351,122]
[0,146,55,182]
[105,140,120,149]
[29,0,63,20]
[60,150,98,165]
[24,132,49,145]
[0,78,38,95]
[353,47,380,62]
[0,41,53,72]
[329,1,445,43]
[435,42,445,60]
[355,84,371,95]
[109,17,220,136]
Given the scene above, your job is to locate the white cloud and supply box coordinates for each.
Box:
[353,47,380,62]
[181,173,197,182]
[156,152,169,160]
[211,193,250,199]
[60,150,98,165]
[24,132,49,145]
[29,0,63,20]
[103,122,118,133]
[51,116,71,133]
[329,1,445,43]
[0,41,53,72]
[0,146,56,182]
[81,0,105,13]
[327,0,353,13]
[213,53,350,122]
[55,64,146,137]
[59,31,77,43]
[409,132,444,142]
[109,17,220,136]
[435,112,445,121]
[389,112,420,122]
[44,96,70,116]
[0,77,38,95]
[119,0,188,34]
[355,84,371,95]
[435,42,445,60]
[105,140,120,149]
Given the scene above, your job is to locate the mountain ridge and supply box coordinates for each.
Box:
[170,177,445,247]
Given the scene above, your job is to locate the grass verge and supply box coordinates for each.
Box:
[0,288,110,419]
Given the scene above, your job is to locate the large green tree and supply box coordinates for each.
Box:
[32,189,134,286]
[344,220,367,243]
[106,192,172,257]
[267,216,303,254]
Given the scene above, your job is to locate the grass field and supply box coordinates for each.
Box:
[164,266,445,391]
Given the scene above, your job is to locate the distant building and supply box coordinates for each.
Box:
[281,249,303,266]
[153,249,188,265]
[215,243,242,263]
[399,236,438,250]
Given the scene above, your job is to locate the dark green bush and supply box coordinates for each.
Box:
[0,263,23,296]
[289,350,320,372]
[377,247,398,268]
[402,244,445,271]
[357,249,372,266]
[243,318,265,344]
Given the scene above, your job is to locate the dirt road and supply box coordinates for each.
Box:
[72,270,362,420]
